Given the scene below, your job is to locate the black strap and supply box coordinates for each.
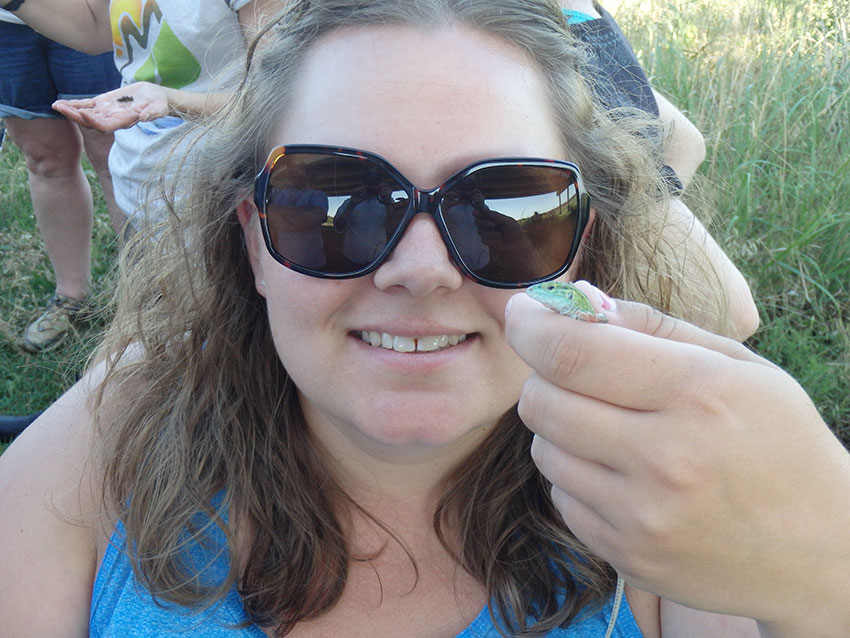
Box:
[2,0,26,11]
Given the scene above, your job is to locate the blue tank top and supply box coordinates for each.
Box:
[90,518,643,637]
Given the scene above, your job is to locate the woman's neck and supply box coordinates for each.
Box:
[302,408,491,532]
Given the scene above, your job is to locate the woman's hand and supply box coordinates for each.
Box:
[52,82,171,132]
[505,282,850,637]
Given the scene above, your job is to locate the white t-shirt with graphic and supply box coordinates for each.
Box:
[107,0,252,224]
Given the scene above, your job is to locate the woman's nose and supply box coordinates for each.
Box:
[371,213,464,296]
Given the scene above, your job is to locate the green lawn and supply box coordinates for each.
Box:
[2,0,849,447]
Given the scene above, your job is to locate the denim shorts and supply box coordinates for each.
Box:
[0,20,121,120]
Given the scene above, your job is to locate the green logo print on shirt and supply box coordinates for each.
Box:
[134,19,201,88]
[112,0,202,89]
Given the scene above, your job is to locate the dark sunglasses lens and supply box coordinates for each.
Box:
[441,164,582,285]
[264,153,408,274]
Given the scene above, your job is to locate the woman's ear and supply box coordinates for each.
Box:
[236,199,267,297]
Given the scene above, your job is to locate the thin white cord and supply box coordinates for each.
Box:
[603,576,625,638]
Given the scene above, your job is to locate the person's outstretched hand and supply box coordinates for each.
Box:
[505,281,850,637]
[52,82,170,132]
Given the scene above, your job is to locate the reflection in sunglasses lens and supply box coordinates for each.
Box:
[266,155,407,273]
[442,165,579,284]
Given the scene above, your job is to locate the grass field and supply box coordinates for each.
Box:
[0,139,117,418]
[609,0,850,438]
[1,0,849,447]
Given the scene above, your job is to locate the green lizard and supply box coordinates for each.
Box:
[526,281,608,323]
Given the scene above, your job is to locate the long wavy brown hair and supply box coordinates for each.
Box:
[92,0,722,635]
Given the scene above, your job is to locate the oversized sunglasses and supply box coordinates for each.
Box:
[253,145,591,289]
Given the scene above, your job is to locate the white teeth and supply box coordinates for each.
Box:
[416,336,442,352]
[359,331,468,352]
[392,336,416,352]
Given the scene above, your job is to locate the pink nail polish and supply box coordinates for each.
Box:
[596,288,616,312]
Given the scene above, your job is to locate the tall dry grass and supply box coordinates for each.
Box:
[610,0,850,435]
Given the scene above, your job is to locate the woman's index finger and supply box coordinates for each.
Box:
[505,289,767,413]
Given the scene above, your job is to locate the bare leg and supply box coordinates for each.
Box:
[4,116,93,299]
[78,126,127,237]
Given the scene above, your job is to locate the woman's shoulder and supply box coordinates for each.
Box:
[0,357,124,634]
[0,348,147,507]
[0,357,115,514]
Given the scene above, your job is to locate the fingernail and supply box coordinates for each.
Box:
[574,280,617,314]
[595,288,617,313]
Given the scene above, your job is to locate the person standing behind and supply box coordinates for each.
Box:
[10,0,278,231]
[0,7,123,353]
[0,0,279,437]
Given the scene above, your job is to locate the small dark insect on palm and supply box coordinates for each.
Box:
[116,95,134,103]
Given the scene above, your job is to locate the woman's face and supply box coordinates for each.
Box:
[243,24,574,464]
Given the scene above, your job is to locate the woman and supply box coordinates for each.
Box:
[1,1,848,636]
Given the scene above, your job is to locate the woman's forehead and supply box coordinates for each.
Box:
[272,24,565,185]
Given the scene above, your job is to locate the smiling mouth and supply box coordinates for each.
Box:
[358,331,469,353]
